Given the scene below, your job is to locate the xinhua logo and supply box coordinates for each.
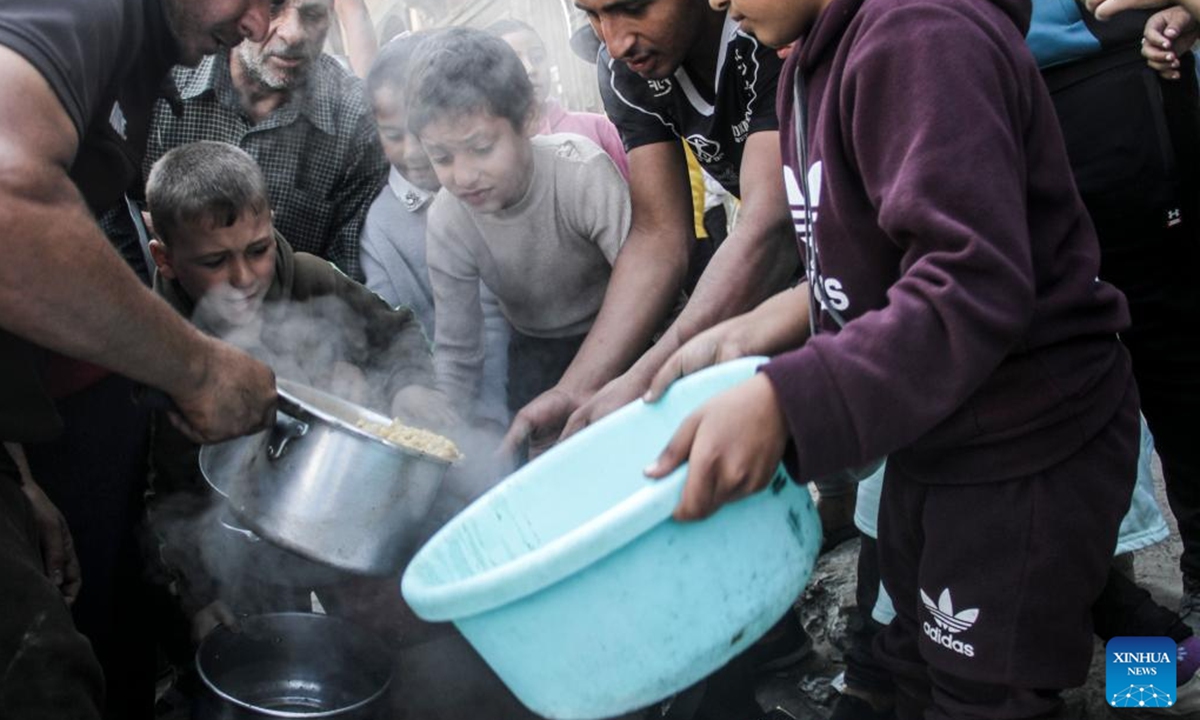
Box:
[1107,637,1175,709]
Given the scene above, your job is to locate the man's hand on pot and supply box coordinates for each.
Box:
[1144,6,1199,79]
[168,339,277,444]
[644,374,790,522]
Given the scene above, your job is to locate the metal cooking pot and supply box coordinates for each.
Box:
[195,612,392,720]
[201,448,348,589]
[199,379,451,576]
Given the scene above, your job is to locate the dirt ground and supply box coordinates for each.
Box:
[756,457,1186,719]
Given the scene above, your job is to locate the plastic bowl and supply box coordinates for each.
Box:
[400,357,822,720]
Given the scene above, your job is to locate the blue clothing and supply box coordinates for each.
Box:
[1028,0,1149,68]
[1117,417,1172,555]
[1027,0,1098,68]
[362,169,437,331]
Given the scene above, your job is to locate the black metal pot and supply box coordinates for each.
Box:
[194,613,392,719]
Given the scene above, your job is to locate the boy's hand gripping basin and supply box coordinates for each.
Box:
[400,357,822,720]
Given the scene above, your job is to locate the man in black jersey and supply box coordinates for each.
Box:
[503,0,799,465]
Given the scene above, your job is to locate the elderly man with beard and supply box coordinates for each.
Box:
[146,0,388,281]
[0,2,281,719]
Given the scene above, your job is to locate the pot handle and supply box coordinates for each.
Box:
[275,390,309,421]
[219,517,263,543]
[267,410,309,461]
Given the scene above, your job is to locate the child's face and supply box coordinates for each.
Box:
[711,0,823,48]
[154,209,277,327]
[501,29,551,106]
[373,86,442,193]
[418,110,535,214]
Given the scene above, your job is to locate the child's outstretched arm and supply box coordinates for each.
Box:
[644,373,789,521]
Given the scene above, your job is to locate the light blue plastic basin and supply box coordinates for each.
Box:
[400,357,822,720]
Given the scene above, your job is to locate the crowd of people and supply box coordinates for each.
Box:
[2,0,1200,719]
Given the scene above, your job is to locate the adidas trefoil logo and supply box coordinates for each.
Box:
[921,588,979,632]
[921,588,979,658]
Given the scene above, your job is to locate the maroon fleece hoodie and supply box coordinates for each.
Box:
[760,0,1135,484]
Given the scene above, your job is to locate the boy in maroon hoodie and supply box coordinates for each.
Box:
[644,0,1141,717]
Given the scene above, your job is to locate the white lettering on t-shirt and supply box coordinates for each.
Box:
[647,78,673,97]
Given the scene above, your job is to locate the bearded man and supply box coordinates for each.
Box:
[147,0,388,281]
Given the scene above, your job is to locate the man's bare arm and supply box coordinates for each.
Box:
[663,131,795,349]
[555,141,695,394]
[558,130,796,436]
[0,46,275,442]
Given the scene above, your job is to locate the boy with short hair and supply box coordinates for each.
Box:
[144,140,442,569]
[145,140,435,419]
[143,140,450,650]
[407,27,631,422]
[362,33,512,429]
[647,0,1141,717]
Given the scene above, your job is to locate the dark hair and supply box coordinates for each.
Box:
[485,18,539,40]
[366,31,428,99]
[406,26,534,135]
[146,141,270,244]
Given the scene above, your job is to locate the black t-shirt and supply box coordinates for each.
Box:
[0,0,178,214]
[598,14,782,197]
[0,0,179,441]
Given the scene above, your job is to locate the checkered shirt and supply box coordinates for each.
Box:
[145,51,387,281]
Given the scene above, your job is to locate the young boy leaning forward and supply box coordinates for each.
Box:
[645,0,1140,717]
[407,28,631,428]
[143,140,441,632]
[362,33,513,431]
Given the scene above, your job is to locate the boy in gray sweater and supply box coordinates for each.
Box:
[362,33,512,431]
[408,27,631,433]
